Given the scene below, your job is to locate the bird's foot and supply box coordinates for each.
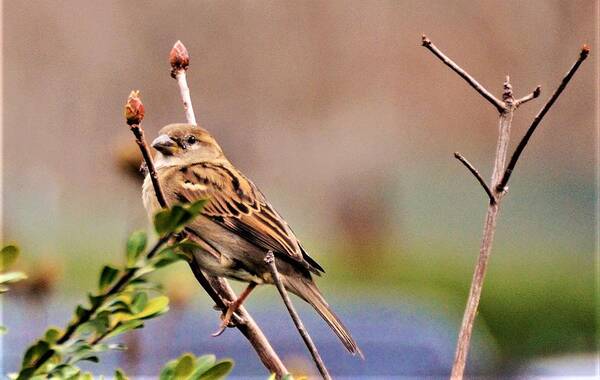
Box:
[211,300,240,337]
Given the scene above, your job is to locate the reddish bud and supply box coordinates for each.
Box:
[581,44,590,59]
[124,90,145,126]
[170,40,190,78]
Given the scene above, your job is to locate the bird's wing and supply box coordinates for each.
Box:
[169,162,323,274]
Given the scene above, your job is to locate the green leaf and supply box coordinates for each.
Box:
[159,358,178,380]
[192,354,216,377]
[21,340,51,368]
[0,271,27,284]
[0,326,6,335]
[173,353,195,378]
[75,305,90,321]
[49,364,80,379]
[0,245,19,271]
[130,292,148,314]
[126,231,147,267]
[104,320,144,340]
[153,199,207,235]
[197,360,233,380]
[87,293,104,309]
[78,312,110,336]
[121,296,169,321]
[44,327,62,344]
[151,249,186,269]
[79,372,94,380]
[115,369,129,380]
[98,265,119,291]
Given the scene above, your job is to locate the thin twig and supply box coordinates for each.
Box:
[514,85,541,108]
[265,251,331,380]
[131,126,168,207]
[453,152,496,205]
[497,46,590,191]
[168,41,288,377]
[422,35,506,113]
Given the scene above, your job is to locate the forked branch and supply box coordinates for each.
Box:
[423,36,589,380]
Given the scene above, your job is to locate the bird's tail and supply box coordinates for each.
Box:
[284,276,363,358]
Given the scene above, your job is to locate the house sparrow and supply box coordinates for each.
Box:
[143,123,362,357]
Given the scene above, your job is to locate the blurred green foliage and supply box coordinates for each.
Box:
[1,245,27,335]
[0,245,27,294]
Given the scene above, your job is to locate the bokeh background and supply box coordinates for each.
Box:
[2,0,597,378]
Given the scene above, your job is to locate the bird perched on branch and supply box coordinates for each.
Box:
[143,123,362,357]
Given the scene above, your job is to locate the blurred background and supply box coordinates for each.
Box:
[2,0,597,378]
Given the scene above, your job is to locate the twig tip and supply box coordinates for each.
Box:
[581,44,590,58]
[124,90,144,126]
[170,40,190,78]
[533,85,541,97]
[421,34,431,46]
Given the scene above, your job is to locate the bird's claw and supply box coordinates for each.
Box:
[211,300,240,337]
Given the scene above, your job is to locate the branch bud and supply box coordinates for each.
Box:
[581,44,590,59]
[170,40,190,78]
[124,90,145,126]
[421,34,431,47]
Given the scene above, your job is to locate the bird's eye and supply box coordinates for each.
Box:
[186,135,197,145]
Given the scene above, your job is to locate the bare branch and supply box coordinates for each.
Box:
[497,45,590,192]
[421,35,506,113]
[265,251,331,380]
[515,85,541,108]
[454,152,496,204]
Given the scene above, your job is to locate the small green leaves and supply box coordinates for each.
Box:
[126,231,147,267]
[159,353,233,380]
[98,265,119,291]
[153,199,207,235]
[0,245,19,271]
[15,199,216,379]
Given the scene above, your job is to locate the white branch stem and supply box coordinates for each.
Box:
[175,70,197,125]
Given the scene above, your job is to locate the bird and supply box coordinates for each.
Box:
[142,123,362,357]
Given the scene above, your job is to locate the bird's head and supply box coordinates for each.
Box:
[151,123,224,167]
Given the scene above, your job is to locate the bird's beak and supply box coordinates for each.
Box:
[151,135,178,156]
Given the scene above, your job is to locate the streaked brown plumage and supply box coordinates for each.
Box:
[143,123,362,357]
